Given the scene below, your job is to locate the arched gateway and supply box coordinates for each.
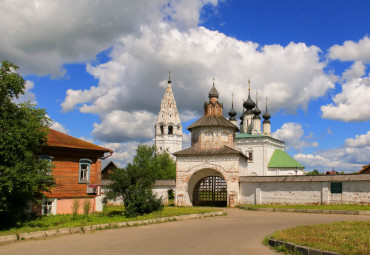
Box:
[173,81,248,207]
[193,176,227,207]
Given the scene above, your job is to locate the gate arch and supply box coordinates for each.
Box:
[193,176,227,207]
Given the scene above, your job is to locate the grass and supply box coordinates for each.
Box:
[269,221,370,255]
[0,205,222,236]
[241,204,370,211]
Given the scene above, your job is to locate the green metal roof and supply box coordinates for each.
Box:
[268,149,304,168]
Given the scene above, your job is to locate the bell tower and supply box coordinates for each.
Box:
[155,73,182,155]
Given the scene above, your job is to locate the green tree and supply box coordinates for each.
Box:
[104,145,175,217]
[305,169,323,175]
[0,60,55,225]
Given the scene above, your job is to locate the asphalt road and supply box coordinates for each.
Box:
[1,209,369,255]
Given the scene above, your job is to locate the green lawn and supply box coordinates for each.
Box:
[0,205,222,236]
[241,204,370,211]
[269,221,370,255]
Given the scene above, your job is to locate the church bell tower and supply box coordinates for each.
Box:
[155,74,182,155]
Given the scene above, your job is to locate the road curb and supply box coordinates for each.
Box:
[238,206,370,216]
[268,238,340,255]
[0,210,225,245]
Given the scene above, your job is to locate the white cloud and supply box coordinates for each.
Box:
[294,131,370,172]
[341,61,366,81]
[91,110,157,142]
[321,77,370,121]
[0,0,219,77]
[294,153,361,172]
[344,131,370,148]
[329,36,370,62]
[61,25,334,142]
[50,121,69,134]
[272,122,318,150]
[182,132,192,149]
[13,80,37,104]
[101,140,154,168]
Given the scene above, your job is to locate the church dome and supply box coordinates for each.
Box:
[209,82,219,98]
[243,93,255,110]
[228,104,237,121]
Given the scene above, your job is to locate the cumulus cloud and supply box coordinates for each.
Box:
[341,61,366,81]
[344,131,370,148]
[101,140,154,167]
[91,110,157,142]
[321,77,370,121]
[329,36,370,62]
[0,0,219,77]
[61,24,334,142]
[13,80,37,104]
[272,122,318,150]
[50,121,69,134]
[294,131,370,172]
[182,132,192,149]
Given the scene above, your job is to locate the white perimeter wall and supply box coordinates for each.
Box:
[240,181,370,205]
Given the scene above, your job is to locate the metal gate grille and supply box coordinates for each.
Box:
[193,176,227,207]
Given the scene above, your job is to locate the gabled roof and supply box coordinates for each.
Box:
[46,129,112,153]
[268,149,304,168]
[173,145,247,159]
[102,161,118,173]
[359,164,370,174]
[187,115,238,131]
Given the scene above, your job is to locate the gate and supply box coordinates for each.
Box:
[193,176,227,207]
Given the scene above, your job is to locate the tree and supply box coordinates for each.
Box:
[104,145,175,217]
[0,60,54,225]
[305,169,323,175]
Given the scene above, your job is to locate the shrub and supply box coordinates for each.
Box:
[71,200,80,219]
[83,199,91,217]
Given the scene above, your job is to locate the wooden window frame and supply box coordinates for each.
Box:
[79,159,92,184]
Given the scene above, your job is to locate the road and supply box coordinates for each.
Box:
[0,209,369,255]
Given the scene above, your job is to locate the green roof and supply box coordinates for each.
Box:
[268,149,304,168]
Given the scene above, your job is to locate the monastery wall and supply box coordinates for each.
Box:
[239,175,370,205]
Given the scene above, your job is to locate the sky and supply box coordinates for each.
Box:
[1,0,370,172]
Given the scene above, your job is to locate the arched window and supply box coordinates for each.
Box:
[205,131,213,142]
[79,159,92,183]
[160,125,164,135]
[168,125,173,134]
[247,148,253,162]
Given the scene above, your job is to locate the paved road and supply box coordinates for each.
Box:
[1,209,369,255]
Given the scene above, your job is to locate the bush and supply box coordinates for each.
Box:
[71,200,80,219]
[83,199,91,217]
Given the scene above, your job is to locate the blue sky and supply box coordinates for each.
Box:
[1,0,369,171]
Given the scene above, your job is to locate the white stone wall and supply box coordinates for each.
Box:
[240,181,370,205]
[153,186,174,204]
[236,136,284,176]
[191,126,235,149]
[175,155,246,207]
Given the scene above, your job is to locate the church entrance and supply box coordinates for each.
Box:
[193,176,227,207]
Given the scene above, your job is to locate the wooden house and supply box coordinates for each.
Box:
[38,129,112,215]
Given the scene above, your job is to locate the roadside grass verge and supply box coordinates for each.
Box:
[0,205,222,236]
[241,204,370,211]
[268,221,370,255]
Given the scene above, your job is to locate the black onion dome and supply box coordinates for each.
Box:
[243,92,255,110]
[208,83,219,98]
[263,110,270,120]
[253,104,261,116]
[228,105,236,121]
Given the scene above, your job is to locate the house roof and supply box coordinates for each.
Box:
[102,161,118,173]
[359,164,370,174]
[46,129,112,153]
[187,115,239,131]
[268,149,304,168]
[173,145,248,159]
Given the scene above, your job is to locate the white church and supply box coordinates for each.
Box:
[154,76,305,207]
